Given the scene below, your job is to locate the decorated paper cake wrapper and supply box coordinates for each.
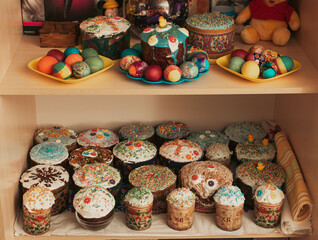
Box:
[215,202,243,231]
[274,131,313,223]
[254,199,284,228]
[23,205,52,235]
[125,203,153,230]
[167,202,195,231]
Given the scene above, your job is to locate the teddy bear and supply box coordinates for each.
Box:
[236,0,300,46]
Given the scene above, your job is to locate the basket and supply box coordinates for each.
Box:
[39,21,79,48]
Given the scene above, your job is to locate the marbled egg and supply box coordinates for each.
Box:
[260,61,278,78]
[180,62,199,79]
[53,62,72,79]
[164,65,182,82]
[120,55,141,71]
[128,61,148,78]
[191,57,210,73]
[72,61,91,78]
[121,48,141,58]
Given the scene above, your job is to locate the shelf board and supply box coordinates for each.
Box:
[14,210,299,239]
[1,35,317,96]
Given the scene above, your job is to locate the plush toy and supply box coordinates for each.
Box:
[236,0,300,46]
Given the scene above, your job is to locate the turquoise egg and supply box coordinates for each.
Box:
[280,56,294,72]
[64,46,80,57]
[132,43,142,55]
[192,57,210,73]
[72,61,91,79]
[263,68,276,78]
[121,48,141,58]
[260,61,278,78]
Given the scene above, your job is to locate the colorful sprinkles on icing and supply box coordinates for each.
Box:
[188,130,230,151]
[119,123,155,141]
[156,121,190,139]
[166,188,195,208]
[35,126,77,146]
[124,187,154,207]
[77,128,119,148]
[213,185,245,206]
[73,163,121,188]
[186,12,234,31]
[129,165,176,191]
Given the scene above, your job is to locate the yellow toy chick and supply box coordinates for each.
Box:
[257,162,265,171]
[248,133,254,142]
[159,16,167,28]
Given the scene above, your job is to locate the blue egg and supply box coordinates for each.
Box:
[260,61,277,78]
[263,68,276,78]
[132,43,142,55]
[192,57,210,73]
[64,46,80,57]
[120,48,141,58]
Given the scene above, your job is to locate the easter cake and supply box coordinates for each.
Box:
[140,17,189,69]
[186,12,236,59]
[80,16,131,60]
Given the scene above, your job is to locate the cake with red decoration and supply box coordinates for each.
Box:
[140,16,189,69]
[179,161,233,213]
[80,16,131,59]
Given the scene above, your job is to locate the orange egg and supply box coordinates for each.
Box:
[65,54,83,67]
[37,56,58,75]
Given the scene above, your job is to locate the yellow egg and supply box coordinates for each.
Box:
[241,61,260,79]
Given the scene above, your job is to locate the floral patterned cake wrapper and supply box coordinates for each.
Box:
[125,203,153,231]
[254,199,284,228]
[215,202,243,231]
[23,206,52,235]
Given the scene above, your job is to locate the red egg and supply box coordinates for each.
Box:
[37,56,58,75]
[65,54,83,67]
[47,49,65,62]
[144,65,162,82]
[231,49,248,60]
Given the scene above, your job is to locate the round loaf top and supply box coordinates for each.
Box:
[73,186,115,219]
[35,126,77,146]
[236,161,285,192]
[213,185,245,206]
[124,187,154,207]
[156,121,190,140]
[255,184,284,205]
[23,186,55,213]
[73,163,121,189]
[186,12,234,31]
[30,142,69,165]
[159,139,203,163]
[179,161,233,199]
[20,165,69,191]
[187,130,229,151]
[113,140,157,164]
[206,143,232,161]
[77,128,119,148]
[69,146,113,170]
[224,121,267,143]
[119,122,155,141]
[166,188,195,208]
[129,165,176,191]
[80,16,130,38]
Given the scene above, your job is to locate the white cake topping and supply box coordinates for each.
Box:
[255,184,284,204]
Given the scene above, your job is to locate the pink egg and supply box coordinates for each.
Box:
[164,65,182,82]
[231,49,248,60]
[47,49,65,62]
[128,61,148,78]
[144,65,162,82]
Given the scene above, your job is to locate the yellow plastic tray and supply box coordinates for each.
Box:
[216,54,302,83]
[28,53,114,84]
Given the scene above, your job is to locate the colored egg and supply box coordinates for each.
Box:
[121,48,141,58]
[53,62,72,79]
[260,61,278,78]
[164,65,182,82]
[72,61,91,78]
[132,43,142,55]
[249,45,265,54]
[191,57,210,73]
[120,55,141,71]
[144,65,162,82]
[128,61,148,78]
[187,50,209,61]
[245,53,265,66]
[47,49,65,62]
[81,48,99,60]
[84,56,104,73]
[180,62,199,79]
[273,56,294,74]
[231,49,248,60]
[262,49,279,62]
[37,56,58,75]
[65,54,83,67]
[228,56,245,73]
[64,46,81,57]
[241,61,260,78]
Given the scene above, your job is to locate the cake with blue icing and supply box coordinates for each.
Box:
[186,12,236,59]
[140,16,189,69]
[187,130,229,151]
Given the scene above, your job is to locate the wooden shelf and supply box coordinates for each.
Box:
[0,36,317,96]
